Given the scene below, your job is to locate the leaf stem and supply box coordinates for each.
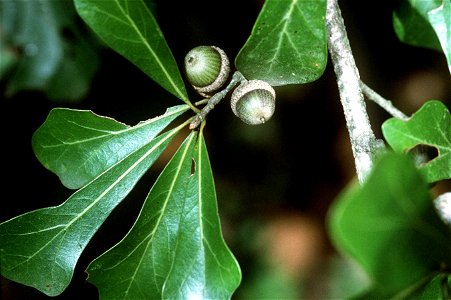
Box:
[189,71,246,129]
[326,0,384,183]
[360,82,408,120]
[194,99,209,106]
[188,102,201,113]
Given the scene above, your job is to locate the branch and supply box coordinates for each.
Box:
[326,0,384,183]
[360,82,408,120]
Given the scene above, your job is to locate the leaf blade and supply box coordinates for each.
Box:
[3,0,63,95]
[0,127,182,296]
[87,131,199,299]
[327,153,451,298]
[393,0,443,52]
[427,0,451,74]
[235,0,327,86]
[87,131,241,299]
[393,0,451,74]
[382,100,451,182]
[32,105,189,189]
[162,131,241,299]
[73,0,189,102]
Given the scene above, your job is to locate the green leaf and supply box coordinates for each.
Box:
[427,0,451,74]
[0,38,18,78]
[1,0,63,94]
[32,105,189,189]
[238,263,300,299]
[0,0,101,101]
[235,0,327,86]
[393,0,443,52]
[45,35,100,102]
[382,100,451,183]
[73,0,189,103]
[0,126,183,296]
[393,0,451,74]
[420,273,451,299]
[87,131,241,299]
[327,153,451,298]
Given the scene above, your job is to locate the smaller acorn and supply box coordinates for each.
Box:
[231,80,276,125]
[184,46,230,97]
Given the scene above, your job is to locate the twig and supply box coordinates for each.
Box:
[189,71,246,129]
[194,99,209,106]
[326,0,384,183]
[360,82,408,120]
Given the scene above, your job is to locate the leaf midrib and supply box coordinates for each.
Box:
[122,133,197,297]
[41,105,187,148]
[113,0,186,101]
[8,130,176,271]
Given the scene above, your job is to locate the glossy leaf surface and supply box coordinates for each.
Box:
[32,105,189,189]
[0,127,182,296]
[328,153,451,298]
[382,100,451,183]
[87,131,241,299]
[393,0,451,74]
[235,0,327,86]
[74,0,189,102]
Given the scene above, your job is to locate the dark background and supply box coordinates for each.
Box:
[1,0,450,299]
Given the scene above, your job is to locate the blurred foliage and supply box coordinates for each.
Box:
[393,0,451,74]
[328,153,451,298]
[0,0,101,102]
[393,0,443,52]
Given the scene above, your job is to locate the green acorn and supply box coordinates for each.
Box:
[184,46,230,97]
[230,80,276,125]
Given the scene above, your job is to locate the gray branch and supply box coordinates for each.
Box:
[326,0,384,182]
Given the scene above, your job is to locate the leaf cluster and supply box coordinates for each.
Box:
[1,0,450,299]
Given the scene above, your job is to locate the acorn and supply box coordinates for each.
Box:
[184,46,230,97]
[230,80,276,125]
